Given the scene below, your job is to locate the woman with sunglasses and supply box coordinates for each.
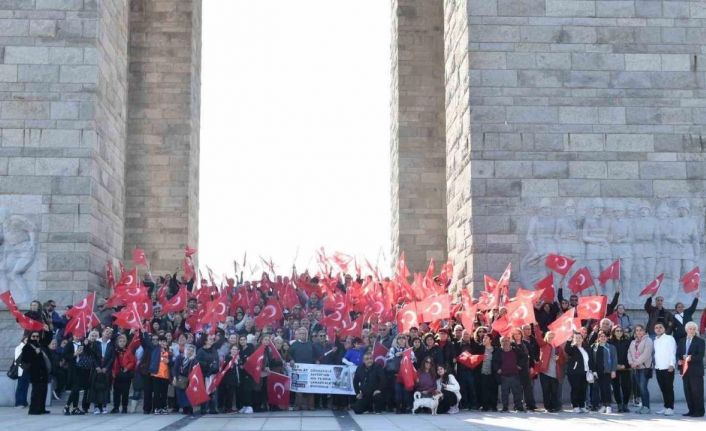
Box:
[416,357,438,401]
[22,331,51,415]
[609,325,632,412]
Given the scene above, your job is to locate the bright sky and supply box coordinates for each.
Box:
[199,1,391,279]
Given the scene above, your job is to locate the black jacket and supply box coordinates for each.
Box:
[672,298,698,341]
[564,343,595,375]
[353,363,385,397]
[196,345,220,377]
[677,336,705,377]
[609,337,631,370]
[95,338,116,370]
[22,341,51,383]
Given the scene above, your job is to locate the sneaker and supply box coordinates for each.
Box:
[599,406,606,413]
[580,408,589,413]
[664,408,674,416]
[52,390,60,401]
[605,406,612,414]
[63,406,70,416]
[573,407,581,413]
[102,408,109,414]
[656,408,665,414]
[93,408,101,415]
[639,406,650,414]
[239,407,247,413]
[449,406,459,414]
[244,407,254,414]
[71,408,85,416]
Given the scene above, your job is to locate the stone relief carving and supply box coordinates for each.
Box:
[520,198,705,309]
[0,208,38,304]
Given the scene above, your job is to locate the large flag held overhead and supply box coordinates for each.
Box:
[568,267,594,294]
[681,267,701,293]
[598,260,621,286]
[545,254,575,276]
[576,295,607,321]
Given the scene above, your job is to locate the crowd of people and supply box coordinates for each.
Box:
[7,258,706,420]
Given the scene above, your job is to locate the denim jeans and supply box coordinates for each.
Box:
[635,369,651,408]
[15,371,30,407]
[394,382,412,410]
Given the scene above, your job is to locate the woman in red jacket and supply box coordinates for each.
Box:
[111,334,138,413]
[535,327,566,413]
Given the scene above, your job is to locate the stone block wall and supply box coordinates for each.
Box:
[390,0,447,273]
[0,0,129,364]
[443,0,706,306]
[125,0,201,275]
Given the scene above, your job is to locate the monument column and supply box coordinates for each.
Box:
[125,0,201,274]
[390,0,447,273]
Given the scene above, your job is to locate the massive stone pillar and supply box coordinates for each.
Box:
[390,0,447,273]
[125,0,201,274]
[443,0,706,306]
[0,0,129,367]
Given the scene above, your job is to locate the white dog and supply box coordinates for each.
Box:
[412,391,443,415]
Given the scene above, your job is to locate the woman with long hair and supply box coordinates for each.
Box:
[14,335,29,408]
[63,331,98,415]
[22,331,51,415]
[236,334,255,413]
[436,364,461,414]
[415,356,438,398]
[609,325,632,412]
[172,343,198,416]
[479,333,498,411]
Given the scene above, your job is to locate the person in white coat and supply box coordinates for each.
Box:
[14,335,29,408]
[436,364,461,414]
[653,322,677,416]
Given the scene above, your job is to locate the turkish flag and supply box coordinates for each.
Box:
[545,254,575,276]
[515,288,544,304]
[132,248,148,266]
[576,295,607,320]
[266,340,283,364]
[396,302,420,333]
[203,296,228,324]
[340,315,364,338]
[185,245,197,257]
[425,259,435,280]
[496,263,512,295]
[114,267,138,292]
[484,275,498,293]
[113,302,142,330]
[186,363,210,406]
[106,262,115,291]
[321,309,346,330]
[372,342,389,366]
[106,285,149,308]
[244,344,266,381]
[207,356,236,394]
[420,295,450,323]
[64,312,88,337]
[254,298,284,328]
[396,252,410,280]
[598,260,621,286]
[505,297,536,326]
[66,292,96,319]
[183,257,195,281]
[324,293,347,313]
[0,291,45,331]
[548,308,581,347]
[640,273,665,296]
[332,251,353,273]
[491,315,513,337]
[397,349,417,391]
[267,372,291,409]
[681,267,701,293]
[85,312,100,330]
[568,267,594,294]
[534,273,555,303]
[438,261,453,288]
[161,286,188,313]
[457,351,484,369]
[477,288,501,311]
[460,306,476,333]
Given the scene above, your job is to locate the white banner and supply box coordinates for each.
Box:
[288,363,357,395]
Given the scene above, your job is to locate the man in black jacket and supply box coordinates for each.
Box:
[677,321,705,417]
[352,353,386,414]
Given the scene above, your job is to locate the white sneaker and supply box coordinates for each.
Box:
[664,408,674,416]
[93,408,101,415]
[605,406,612,414]
[573,407,581,413]
[599,406,606,413]
[656,408,665,414]
[449,406,459,414]
[244,406,253,414]
[580,408,589,413]
[239,407,247,413]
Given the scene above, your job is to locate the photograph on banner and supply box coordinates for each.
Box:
[288,363,356,395]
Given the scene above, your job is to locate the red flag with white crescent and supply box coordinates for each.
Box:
[372,342,389,366]
[244,344,266,381]
[254,297,283,328]
[640,273,664,296]
[186,363,210,406]
[484,275,498,293]
[64,311,88,337]
[568,267,594,294]
[267,372,291,409]
[548,308,581,347]
[67,292,96,319]
[505,296,536,326]
[545,254,576,276]
[396,302,420,333]
[419,295,450,323]
[161,286,188,313]
[534,273,555,303]
[681,267,701,293]
[397,348,417,391]
[576,295,607,320]
[598,260,621,286]
[185,245,197,257]
[207,356,236,394]
[132,248,148,267]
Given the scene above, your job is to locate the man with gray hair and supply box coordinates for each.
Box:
[677,321,705,417]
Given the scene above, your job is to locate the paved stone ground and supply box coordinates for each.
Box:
[0,404,703,431]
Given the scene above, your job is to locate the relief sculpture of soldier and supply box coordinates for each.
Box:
[632,201,658,298]
[608,201,632,300]
[668,199,700,305]
[521,198,556,286]
[0,208,38,304]
[582,198,612,294]
[554,199,583,282]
